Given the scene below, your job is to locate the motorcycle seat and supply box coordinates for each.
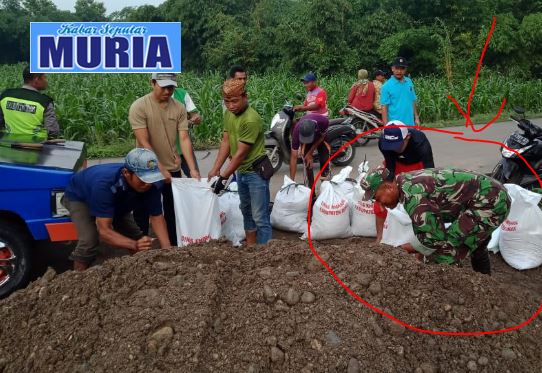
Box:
[328,118,346,126]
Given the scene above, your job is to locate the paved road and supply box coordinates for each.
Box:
[90,118,542,196]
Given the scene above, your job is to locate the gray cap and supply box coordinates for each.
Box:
[299,120,317,144]
[151,72,177,87]
[124,148,164,184]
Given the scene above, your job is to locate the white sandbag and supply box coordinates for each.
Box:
[487,227,500,253]
[171,178,221,247]
[499,184,542,270]
[218,182,245,247]
[271,176,311,233]
[380,204,416,247]
[381,204,445,257]
[303,168,353,240]
[334,166,355,203]
[351,187,377,237]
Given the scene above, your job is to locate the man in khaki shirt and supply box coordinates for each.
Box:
[129,72,200,246]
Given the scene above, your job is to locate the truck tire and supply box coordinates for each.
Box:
[0,223,32,298]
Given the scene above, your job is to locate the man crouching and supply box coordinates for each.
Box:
[63,148,171,271]
[362,168,510,274]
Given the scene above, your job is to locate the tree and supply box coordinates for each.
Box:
[74,0,107,22]
[378,27,440,76]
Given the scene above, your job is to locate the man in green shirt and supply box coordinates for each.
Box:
[208,79,272,245]
[173,87,202,177]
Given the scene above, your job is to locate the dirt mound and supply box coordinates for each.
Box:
[1,238,542,372]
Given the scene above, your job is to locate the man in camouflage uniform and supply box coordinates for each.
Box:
[362,168,511,274]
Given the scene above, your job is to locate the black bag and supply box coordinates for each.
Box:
[252,154,274,180]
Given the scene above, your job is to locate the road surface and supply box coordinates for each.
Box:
[89,118,542,195]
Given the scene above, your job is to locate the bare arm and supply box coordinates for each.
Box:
[290,148,299,180]
[208,132,231,178]
[220,142,252,178]
[382,105,388,125]
[150,215,171,249]
[413,102,420,125]
[178,130,200,179]
[306,134,325,156]
[96,217,151,252]
[294,103,320,112]
[188,112,202,125]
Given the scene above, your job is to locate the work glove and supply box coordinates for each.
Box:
[211,176,228,195]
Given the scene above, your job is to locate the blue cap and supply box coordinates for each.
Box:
[380,121,409,152]
[301,72,317,82]
[124,148,164,184]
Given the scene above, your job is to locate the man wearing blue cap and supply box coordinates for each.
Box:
[62,148,171,271]
[381,57,420,126]
[294,72,329,117]
[373,120,434,242]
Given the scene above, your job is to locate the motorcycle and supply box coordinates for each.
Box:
[265,101,357,173]
[491,107,542,189]
[340,105,383,146]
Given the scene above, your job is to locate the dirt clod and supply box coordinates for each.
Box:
[263,284,276,303]
[347,357,361,373]
[301,291,316,304]
[270,346,284,364]
[283,288,300,306]
[502,348,516,360]
[419,362,438,373]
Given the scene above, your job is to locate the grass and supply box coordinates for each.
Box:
[1,62,542,158]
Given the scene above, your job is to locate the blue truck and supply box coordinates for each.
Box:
[0,132,85,297]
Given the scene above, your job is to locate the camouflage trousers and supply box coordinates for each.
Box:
[434,187,511,265]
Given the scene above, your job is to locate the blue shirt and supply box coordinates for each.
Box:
[380,76,417,125]
[65,163,163,218]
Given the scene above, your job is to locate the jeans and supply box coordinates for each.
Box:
[237,171,272,244]
[134,171,182,246]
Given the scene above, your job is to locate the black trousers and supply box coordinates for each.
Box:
[303,142,330,189]
[133,171,182,246]
[471,247,491,275]
[179,150,200,178]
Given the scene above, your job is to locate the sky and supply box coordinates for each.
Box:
[52,0,164,14]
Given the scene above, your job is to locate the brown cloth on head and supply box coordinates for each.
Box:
[222,78,246,98]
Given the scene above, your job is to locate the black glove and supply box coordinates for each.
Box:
[211,176,228,194]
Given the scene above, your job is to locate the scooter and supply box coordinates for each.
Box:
[265,101,357,173]
[491,107,542,189]
[339,105,383,146]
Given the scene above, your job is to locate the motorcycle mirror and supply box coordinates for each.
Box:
[295,92,305,101]
[513,106,526,115]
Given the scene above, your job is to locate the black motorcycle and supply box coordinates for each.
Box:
[264,101,357,173]
[491,107,542,189]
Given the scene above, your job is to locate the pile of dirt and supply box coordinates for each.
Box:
[1,237,542,372]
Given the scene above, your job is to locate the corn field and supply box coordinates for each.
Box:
[1,63,542,148]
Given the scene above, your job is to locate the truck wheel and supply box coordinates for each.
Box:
[265,145,283,174]
[0,224,32,298]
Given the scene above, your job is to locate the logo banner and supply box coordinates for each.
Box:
[30,22,182,73]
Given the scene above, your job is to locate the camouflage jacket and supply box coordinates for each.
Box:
[397,168,510,262]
